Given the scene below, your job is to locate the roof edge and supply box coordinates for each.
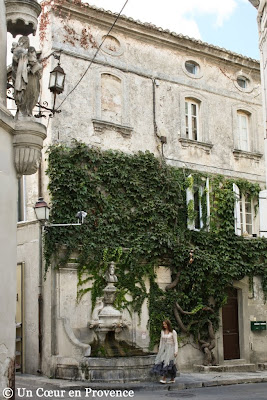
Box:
[47,0,260,65]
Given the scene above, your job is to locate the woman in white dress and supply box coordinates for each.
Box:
[151,319,178,384]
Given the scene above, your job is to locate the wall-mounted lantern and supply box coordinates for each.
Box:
[34,197,50,222]
[48,61,66,116]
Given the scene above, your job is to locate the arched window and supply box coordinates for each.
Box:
[101,73,122,124]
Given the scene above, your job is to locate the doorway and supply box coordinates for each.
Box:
[16,263,25,373]
[222,287,240,360]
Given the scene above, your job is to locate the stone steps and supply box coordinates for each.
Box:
[258,362,267,370]
[193,363,257,373]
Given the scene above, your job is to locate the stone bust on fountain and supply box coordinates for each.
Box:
[104,261,118,284]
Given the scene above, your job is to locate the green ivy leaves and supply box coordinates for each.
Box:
[45,141,267,349]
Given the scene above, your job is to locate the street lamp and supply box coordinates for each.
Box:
[48,62,66,115]
[34,198,87,226]
[34,197,50,222]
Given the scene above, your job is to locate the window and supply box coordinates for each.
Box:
[185,61,199,75]
[237,77,248,89]
[240,194,254,235]
[237,111,249,151]
[17,176,26,222]
[101,73,122,124]
[186,177,210,231]
[233,183,257,236]
[185,99,199,140]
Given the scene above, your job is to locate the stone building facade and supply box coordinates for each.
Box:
[16,1,267,379]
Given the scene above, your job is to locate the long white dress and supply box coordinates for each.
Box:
[152,330,178,378]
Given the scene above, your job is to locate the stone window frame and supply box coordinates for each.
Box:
[92,67,132,136]
[232,103,262,159]
[182,57,203,79]
[179,90,212,153]
[234,72,253,93]
[97,34,124,57]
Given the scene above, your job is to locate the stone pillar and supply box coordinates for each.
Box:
[0,3,17,397]
[0,0,7,106]
[257,0,267,187]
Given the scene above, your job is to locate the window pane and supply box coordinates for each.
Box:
[192,116,198,140]
[185,61,198,75]
[238,113,249,151]
[191,104,197,116]
[246,224,252,235]
[246,214,252,224]
[194,188,200,229]
[237,78,247,88]
[245,201,251,213]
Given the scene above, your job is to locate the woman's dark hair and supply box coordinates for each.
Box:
[163,319,173,332]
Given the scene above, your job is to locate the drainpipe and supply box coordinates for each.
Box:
[151,78,167,158]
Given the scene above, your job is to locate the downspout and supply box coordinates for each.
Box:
[152,78,167,158]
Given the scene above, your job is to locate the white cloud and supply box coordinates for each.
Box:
[88,0,238,35]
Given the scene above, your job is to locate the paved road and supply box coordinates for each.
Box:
[13,381,267,400]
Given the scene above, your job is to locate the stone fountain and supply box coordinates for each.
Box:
[55,261,156,382]
[89,262,127,344]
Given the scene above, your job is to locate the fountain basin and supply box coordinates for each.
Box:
[55,355,156,382]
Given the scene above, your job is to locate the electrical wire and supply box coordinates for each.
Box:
[56,0,129,111]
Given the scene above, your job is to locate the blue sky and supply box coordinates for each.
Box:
[89,0,259,60]
[195,2,259,59]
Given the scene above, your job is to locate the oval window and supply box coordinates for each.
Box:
[185,61,199,75]
[237,76,248,89]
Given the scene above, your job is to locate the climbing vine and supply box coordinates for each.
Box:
[45,141,267,355]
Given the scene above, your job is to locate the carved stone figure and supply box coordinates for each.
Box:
[104,261,118,283]
[12,36,42,117]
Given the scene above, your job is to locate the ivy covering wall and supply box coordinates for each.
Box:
[45,141,267,349]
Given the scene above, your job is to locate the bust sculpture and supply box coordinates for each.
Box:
[104,261,118,283]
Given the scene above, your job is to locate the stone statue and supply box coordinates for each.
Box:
[104,261,118,283]
[12,36,42,117]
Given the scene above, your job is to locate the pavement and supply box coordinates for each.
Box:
[16,370,267,391]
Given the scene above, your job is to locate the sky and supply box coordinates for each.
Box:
[87,0,259,60]
[6,0,259,61]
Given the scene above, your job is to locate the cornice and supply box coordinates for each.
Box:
[248,0,260,9]
[49,0,260,70]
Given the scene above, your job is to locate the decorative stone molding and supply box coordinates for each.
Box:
[233,149,263,161]
[13,120,46,176]
[248,0,260,8]
[179,137,213,154]
[92,119,133,137]
[5,0,41,37]
[98,34,124,57]
[62,318,91,357]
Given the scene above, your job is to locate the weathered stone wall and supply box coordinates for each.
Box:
[0,119,17,396]
[16,2,267,377]
[38,5,265,185]
[17,221,40,375]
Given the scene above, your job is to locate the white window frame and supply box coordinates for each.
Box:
[240,194,256,236]
[237,111,250,152]
[233,183,257,236]
[185,99,199,141]
[186,176,210,231]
